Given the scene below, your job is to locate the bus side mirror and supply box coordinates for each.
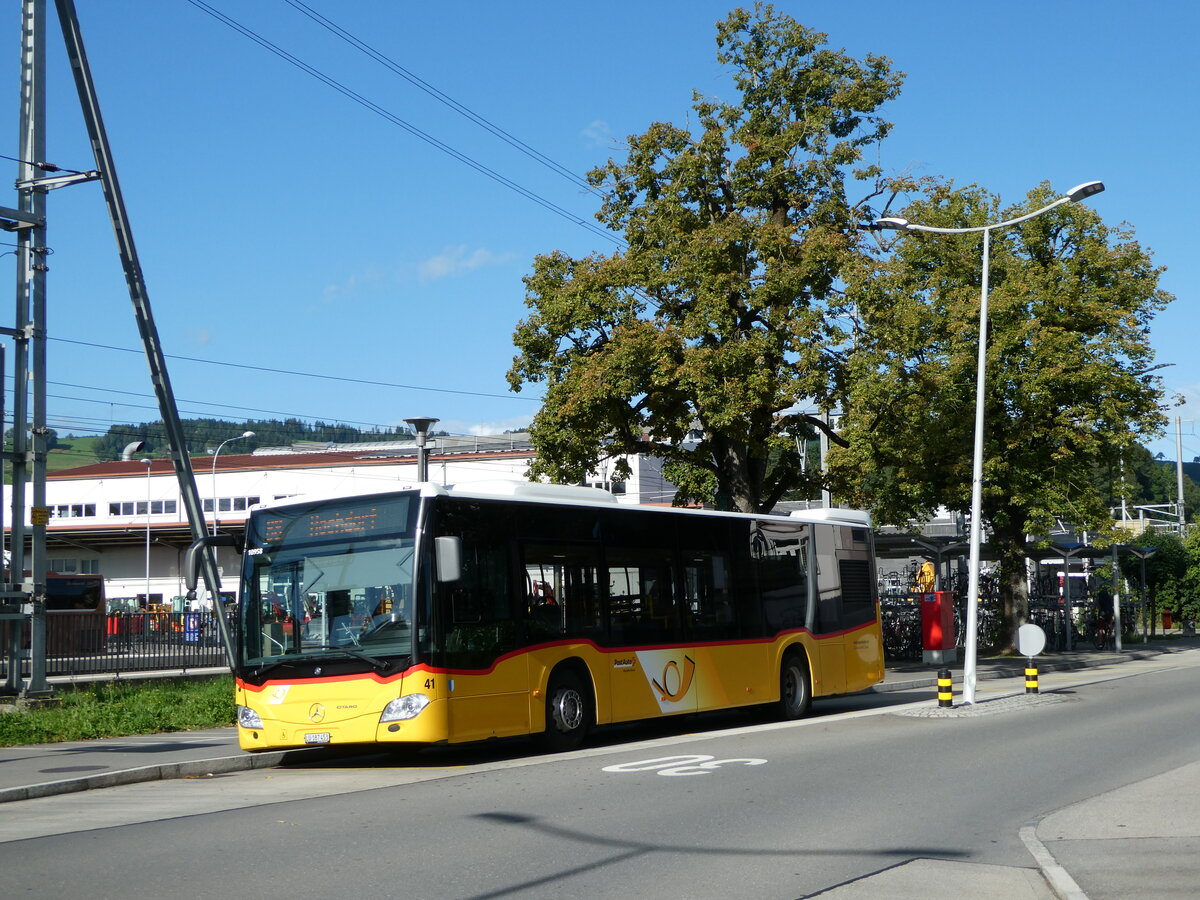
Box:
[435,536,461,583]
[184,534,242,593]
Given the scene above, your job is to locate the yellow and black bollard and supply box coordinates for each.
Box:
[1025,663,1039,694]
[937,668,953,708]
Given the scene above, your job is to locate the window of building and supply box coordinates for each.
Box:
[108,500,179,516]
[205,497,260,514]
[53,504,95,518]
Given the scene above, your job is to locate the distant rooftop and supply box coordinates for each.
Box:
[254,433,534,457]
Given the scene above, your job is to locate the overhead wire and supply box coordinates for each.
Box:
[44,378,414,431]
[51,336,540,403]
[281,0,598,196]
[182,0,621,247]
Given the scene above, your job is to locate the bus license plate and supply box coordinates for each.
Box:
[304,732,331,744]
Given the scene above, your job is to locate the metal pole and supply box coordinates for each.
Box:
[962,227,990,704]
[210,450,219,537]
[210,433,253,537]
[819,413,831,508]
[144,458,151,604]
[1140,553,1148,644]
[14,0,49,694]
[1112,545,1122,652]
[1063,553,1073,651]
[53,0,234,664]
[404,417,439,483]
[1176,416,1185,533]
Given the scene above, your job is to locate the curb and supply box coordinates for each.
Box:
[1020,821,1089,900]
[0,750,290,804]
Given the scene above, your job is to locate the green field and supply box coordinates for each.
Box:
[46,436,103,473]
[2,436,106,483]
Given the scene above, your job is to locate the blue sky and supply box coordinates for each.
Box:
[10,1,1198,459]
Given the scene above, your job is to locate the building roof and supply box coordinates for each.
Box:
[48,445,535,481]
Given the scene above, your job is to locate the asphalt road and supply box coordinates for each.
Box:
[1,654,1197,899]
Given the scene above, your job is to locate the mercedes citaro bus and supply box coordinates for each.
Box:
[187,481,883,752]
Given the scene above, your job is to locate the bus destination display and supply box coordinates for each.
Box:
[259,497,410,547]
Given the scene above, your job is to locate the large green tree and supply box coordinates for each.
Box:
[832,181,1173,645]
[507,4,904,512]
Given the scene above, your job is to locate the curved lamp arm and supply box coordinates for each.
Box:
[875,181,1104,235]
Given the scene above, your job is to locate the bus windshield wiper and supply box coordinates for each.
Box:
[249,655,306,680]
[307,644,395,672]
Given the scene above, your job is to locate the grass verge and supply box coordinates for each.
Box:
[0,676,235,747]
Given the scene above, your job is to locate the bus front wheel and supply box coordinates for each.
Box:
[778,652,812,720]
[542,671,591,752]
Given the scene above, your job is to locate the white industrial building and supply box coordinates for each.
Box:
[6,434,678,609]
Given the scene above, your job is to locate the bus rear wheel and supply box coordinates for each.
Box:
[778,652,812,720]
[542,671,590,752]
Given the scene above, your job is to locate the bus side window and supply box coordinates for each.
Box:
[682,552,734,641]
[522,543,602,642]
[605,548,679,645]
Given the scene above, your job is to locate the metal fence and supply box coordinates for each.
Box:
[1,610,230,679]
[882,587,1140,662]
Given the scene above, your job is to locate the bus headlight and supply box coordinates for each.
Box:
[237,705,264,729]
[380,694,430,722]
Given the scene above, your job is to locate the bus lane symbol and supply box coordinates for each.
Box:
[602,754,767,777]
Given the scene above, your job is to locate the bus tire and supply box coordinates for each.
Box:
[542,670,591,752]
[778,651,812,720]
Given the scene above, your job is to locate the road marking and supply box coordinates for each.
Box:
[602,754,767,776]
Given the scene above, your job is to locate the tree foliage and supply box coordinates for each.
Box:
[832,181,1173,642]
[508,4,904,512]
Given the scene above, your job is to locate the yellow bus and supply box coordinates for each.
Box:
[204,481,882,752]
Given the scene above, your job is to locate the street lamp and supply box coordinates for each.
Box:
[210,431,255,536]
[874,181,1105,704]
[142,457,152,607]
[404,417,440,482]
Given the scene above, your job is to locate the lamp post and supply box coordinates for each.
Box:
[142,457,152,606]
[874,181,1105,704]
[404,417,440,483]
[210,431,255,536]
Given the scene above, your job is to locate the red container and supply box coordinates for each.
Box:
[922,591,956,652]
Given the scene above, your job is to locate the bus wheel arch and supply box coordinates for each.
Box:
[541,660,593,752]
[778,647,813,720]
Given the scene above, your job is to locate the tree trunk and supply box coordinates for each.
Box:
[712,435,760,513]
[992,528,1029,653]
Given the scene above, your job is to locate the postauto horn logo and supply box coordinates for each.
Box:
[637,650,697,711]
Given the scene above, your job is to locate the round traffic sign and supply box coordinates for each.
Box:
[1018,623,1046,657]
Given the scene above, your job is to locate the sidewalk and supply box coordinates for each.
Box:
[874,632,1200,693]
[2,637,1198,900]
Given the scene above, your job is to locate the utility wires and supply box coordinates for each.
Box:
[183,0,620,247]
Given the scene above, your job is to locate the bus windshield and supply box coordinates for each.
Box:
[239,495,418,670]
